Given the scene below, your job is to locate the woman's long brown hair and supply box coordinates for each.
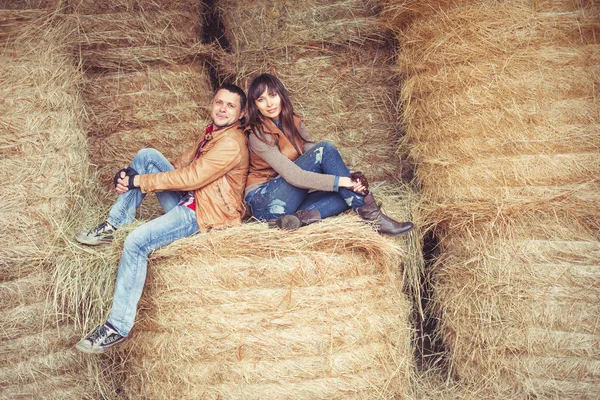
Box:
[245,73,305,154]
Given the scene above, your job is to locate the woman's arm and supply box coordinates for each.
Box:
[250,134,338,192]
[298,121,315,153]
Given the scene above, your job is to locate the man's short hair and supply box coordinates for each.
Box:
[216,83,247,110]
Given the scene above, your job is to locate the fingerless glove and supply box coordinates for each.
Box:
[113,167,139,190]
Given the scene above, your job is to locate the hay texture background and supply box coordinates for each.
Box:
[217,0,413,183]
[389,0,600,397]
[68,0,216,219]
[0,10,109,399]
[115,217,414,399]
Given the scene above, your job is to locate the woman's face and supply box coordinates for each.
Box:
[255,86,282,121]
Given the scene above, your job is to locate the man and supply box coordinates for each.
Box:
[75,84,249,353]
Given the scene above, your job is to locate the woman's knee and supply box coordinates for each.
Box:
[314,141,336,151]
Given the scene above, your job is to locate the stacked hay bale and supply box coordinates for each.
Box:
[0,0,59,9]
[68,0,215,218]
[118,217,414,399]
[0,10,106,398]
[217,0,409,182]
[387,0,600,397]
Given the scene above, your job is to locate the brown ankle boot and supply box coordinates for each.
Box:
[270,210,322,231]
[357,194,413,236]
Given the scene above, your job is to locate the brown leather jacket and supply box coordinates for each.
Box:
[246,116,304,188]
[139,122,249,233]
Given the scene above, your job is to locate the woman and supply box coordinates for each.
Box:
[244,73,413,235]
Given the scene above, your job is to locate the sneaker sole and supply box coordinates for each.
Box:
[74,234,113,246]
[75,340,106,354]
[75,338,126,354]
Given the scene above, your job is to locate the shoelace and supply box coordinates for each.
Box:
[90,222,110,235]
[88,324,109,342]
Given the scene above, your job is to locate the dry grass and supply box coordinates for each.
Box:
[397,2,599,208]
[103,216,416,399]
[0,11,113,399]
[67,9,217,70]
[68,2,215,219]
[0,10,88,271]
[431,218,600,398]
[219,0,385,53]
[67,0,202,13]
[387,0,600,397]
[0,0,61,10]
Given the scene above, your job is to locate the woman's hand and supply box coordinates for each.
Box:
[339,176,368,195]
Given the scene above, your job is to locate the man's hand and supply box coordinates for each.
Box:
[115,172,140,194]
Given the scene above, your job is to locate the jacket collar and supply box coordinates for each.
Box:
[210,120,242,139]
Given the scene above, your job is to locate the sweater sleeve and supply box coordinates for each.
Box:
[249,134,337,192]
[299,121,316,153]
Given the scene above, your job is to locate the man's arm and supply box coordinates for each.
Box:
[134,136,243,193]
[170,141,198,170]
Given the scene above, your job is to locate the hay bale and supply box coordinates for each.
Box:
[69,10,205,70]
[0,0,60,9]
[0,12,109,399]
[72,11,198,46]
[432,219,600,398]
[217,0,406,182]
[68,0,202,14]
[84,65,212,135]
[388,0,600,397]
[396,1,599,207]
[116,217,415,399]
[379,0,479,29]
[0,11,88,271]
[70,3,215,219]
[219,0,384,53]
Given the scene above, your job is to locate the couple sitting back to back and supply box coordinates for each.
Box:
[75,74,413,354]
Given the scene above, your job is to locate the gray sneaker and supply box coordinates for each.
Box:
[75,322,126,353]
[74,221,116,246]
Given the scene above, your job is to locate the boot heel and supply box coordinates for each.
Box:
[276,215,301,230]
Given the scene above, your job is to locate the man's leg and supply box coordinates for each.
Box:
[108,205,198,336]
[107,148,180,228]
[76,148,180,246]
[76,205,198,353]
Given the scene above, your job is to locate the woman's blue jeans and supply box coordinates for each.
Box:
[105,148,199,336]
[246,142,365,221]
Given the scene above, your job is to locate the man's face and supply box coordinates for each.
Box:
[211,89,245,128]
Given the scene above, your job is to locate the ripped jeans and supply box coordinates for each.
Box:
[245,141,365,221]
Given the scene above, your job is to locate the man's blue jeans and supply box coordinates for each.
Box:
[246,142,365,221]
[105,148,199,336]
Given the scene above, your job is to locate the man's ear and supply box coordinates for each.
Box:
[239,108,247,120]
